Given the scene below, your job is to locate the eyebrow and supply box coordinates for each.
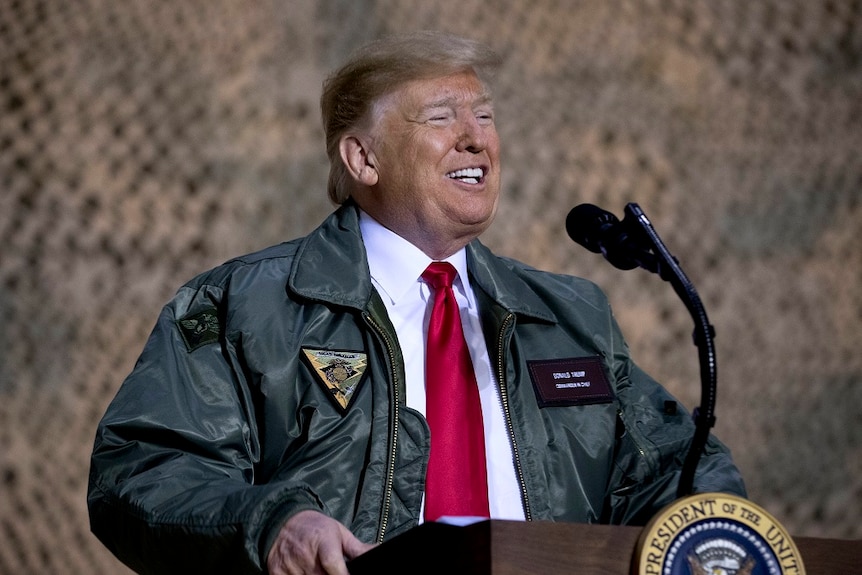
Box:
[420,93,494,112]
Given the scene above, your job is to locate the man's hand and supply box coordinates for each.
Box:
[267,509,375,575]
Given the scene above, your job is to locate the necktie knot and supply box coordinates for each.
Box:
[422,261,457,290]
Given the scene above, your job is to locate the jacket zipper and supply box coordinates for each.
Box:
[496,312,532,521]
[364,313,399,544]
[618,407,648,461]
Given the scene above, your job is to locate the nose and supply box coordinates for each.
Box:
[456,115,489,153]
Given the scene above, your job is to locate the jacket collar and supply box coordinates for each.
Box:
[289,201,557,323]
[466,241,557,323]
[288,202,376,310]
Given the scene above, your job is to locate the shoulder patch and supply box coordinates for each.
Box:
[302,348,367,413]
[177,307,221,352]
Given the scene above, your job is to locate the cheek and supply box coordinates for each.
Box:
[420,128,459,155]
[487,133,502,161]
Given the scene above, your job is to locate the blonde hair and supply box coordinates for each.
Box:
[320,31,502,204]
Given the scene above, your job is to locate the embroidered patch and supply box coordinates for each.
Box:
[527,356,614,407]
[302,348,368,412]
[177,307,220,352]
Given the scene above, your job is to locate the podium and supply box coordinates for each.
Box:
[347,519,861,575]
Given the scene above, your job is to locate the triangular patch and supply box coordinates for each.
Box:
[302,348,367,412]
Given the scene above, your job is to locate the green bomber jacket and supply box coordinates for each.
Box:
[88,202,745,574]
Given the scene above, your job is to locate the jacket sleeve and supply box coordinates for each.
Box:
[601,309,747,525]
[87,282,323,575]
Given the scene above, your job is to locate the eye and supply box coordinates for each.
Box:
[476,111,494,125]
[427,111,454,125]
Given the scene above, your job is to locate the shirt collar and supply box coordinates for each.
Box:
[359,210,472,306]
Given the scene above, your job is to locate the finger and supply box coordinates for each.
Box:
[318,556,347,575]
[340,526,376,560]
[267,511,370,575]
[316,536,349,575]
[317,524,373,575]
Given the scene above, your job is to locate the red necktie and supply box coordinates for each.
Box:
[422,262,490,521]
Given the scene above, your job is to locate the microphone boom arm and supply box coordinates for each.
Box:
[619,203,717,498]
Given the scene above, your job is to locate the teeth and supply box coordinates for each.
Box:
[446,168,484,183]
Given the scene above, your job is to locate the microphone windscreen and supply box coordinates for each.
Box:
[565,204,619,254]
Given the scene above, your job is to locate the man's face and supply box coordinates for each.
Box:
[356,70,501,258]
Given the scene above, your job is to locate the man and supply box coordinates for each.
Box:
[88,31,745,575]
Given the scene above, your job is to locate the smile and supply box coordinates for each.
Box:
[446,167,484,185]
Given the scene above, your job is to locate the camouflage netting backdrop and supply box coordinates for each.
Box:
[1,0,860,572]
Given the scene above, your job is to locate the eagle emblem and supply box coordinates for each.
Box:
[687,539,756,575]
[302,349,367,412]
[177,308,220,351]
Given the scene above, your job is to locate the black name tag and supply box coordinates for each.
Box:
[527,356,614,407]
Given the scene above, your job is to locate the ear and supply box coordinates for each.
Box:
[339,135,379,187]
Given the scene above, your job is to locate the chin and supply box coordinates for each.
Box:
[462,212,497,236]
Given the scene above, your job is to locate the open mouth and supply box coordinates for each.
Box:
[446,167,485,185]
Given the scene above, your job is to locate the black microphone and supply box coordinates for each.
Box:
[565,203,650,271]
[566,201,718,497]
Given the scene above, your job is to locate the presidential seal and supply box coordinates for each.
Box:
[633,493,805,575]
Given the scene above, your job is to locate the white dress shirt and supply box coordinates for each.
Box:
[359,210,525,521]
